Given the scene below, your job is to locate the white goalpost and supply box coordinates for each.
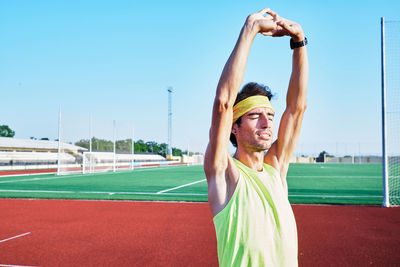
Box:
[82,124,135,174]
[82,151,135,174]
[57,109,136,175]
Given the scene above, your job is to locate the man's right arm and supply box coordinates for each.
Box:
[204,9,276,215]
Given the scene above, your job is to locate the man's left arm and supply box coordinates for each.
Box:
[264,16,309,188]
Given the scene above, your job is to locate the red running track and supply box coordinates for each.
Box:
[0,169,57,176]
[0,199,399,267]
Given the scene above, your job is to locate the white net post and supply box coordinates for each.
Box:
[382,17,400,206]
[131,126,135,170]
[382,17,389,207]
[82,152,86,174]
[187,143,190,166]
[113,120,116,173]
[57,107,62,175]
[113,120,135,172]
[57,109,89,175]
[89,115,94,174]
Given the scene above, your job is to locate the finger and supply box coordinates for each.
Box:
[261,33,272,36]
[272,30,283,36]
[264,14,273,20]
[257,7,270,15]
[261,31,273,36]
[277,20,295,35]
[266,9,279,20]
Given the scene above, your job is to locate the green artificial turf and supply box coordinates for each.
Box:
[0,164,383,205]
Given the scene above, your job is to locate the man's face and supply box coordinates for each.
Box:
[232,107,275,152]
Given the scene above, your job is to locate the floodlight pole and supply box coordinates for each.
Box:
[381,17,390,207]
[167,87,173,158]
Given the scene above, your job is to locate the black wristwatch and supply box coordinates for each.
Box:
[290,37,308,49]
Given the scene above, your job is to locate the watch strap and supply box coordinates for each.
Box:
[290,37,308,49]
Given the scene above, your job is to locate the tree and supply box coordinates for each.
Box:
[0,125,15,137]
[134,139,147,152]
[73,137,200,157]
[172,147,183,156]
[75,139,90,150]
[316,151,330,163]
[159,143,168,157]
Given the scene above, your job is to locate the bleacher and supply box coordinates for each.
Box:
[0,137,183,173]
[0,151,76,166]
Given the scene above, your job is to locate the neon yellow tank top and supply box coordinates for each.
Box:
[213,158,298,267]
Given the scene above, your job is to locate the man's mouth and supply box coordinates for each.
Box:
[257,131,271,140]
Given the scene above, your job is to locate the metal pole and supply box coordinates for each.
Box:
[131,127,135,170]
[381,17,390,207]
[89,114,92,174]
[113,120,116,172]
[167,87,173,158]
[57,107,62,175]
[89,114,92,153]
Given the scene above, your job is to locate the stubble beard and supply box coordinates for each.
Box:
[246,138,272,152]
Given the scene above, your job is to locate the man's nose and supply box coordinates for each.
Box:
[259,114,269,128]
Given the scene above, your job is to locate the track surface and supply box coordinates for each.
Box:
[1,199,399,267]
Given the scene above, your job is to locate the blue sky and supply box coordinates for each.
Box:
[1,0,399,156]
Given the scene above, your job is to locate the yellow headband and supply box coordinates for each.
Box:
[232,95,274,124]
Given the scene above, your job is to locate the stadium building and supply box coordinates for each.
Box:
[0,137,86,170]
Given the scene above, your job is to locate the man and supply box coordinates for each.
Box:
[204,8,308,267]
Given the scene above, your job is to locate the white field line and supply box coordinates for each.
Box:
[0,165,188,184]
[0,189,391,199]
[0,232,31,244]
[157,179,207,194]
[0,175,79,184]
[289,194,382,198]
[288,176,381,178]
[0,172,54,178]
[0,164,186,178]
[0,265,38,267]
[0,189,208,196]
[2,174,377,185]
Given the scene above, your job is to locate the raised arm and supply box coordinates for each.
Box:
[205,9,277,174]
[264,13,309,186]
[204,9,277,214]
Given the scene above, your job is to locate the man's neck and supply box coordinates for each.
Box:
[233,148,265,172]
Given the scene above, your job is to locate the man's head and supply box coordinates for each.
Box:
[230,82,274,150]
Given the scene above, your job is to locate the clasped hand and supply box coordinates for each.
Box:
[246,8,304,42]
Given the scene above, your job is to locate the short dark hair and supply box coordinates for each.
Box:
[230,82,273,147]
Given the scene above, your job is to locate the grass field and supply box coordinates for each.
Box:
[0,163,383,205]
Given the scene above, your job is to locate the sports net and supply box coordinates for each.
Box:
[82,152,135,174]
[57,109,88,175]
[384,19,400,206]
